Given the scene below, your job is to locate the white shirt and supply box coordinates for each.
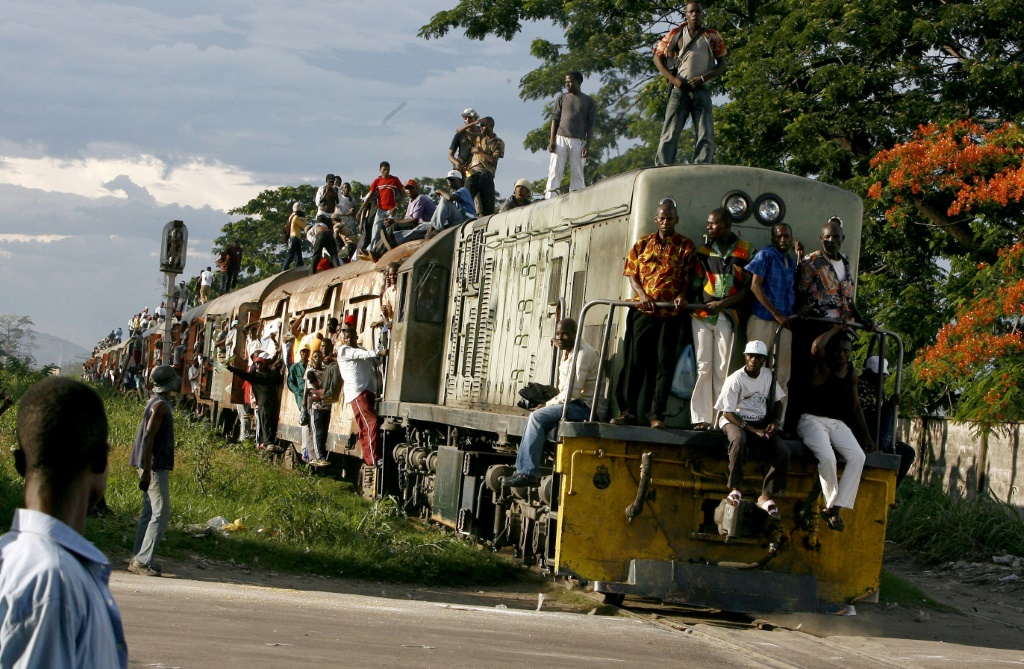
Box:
[336,344,379,404]
[0,509,128,669]
[714,367,786,428]
[548,341,600,407]
[336,194,355,216]
[200,270,214,286]
[830,258,847,282]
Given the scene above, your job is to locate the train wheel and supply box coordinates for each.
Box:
[601,593,625,607]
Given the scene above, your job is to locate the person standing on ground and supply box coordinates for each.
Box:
[545,71,596,198]
[227,354,285,452]
[653,2,729,165]
[128,365,180,576]
[0,378,128,668]
[304,349,333,467]
[610,198,695,428]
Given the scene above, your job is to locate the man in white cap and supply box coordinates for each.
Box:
[500,178,534,212]
[448,108,481,175]
[714,340,789,517]
[128,365,180,576]
[857,355,915,489]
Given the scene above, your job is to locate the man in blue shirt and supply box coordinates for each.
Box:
[745,223,804,421]
[0,378,128,668]
[382,171,477,249]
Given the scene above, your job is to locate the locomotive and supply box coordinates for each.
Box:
[94,165,903,613]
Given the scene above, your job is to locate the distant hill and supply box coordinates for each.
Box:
[31,331,90,369]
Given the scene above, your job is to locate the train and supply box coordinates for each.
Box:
[89,164,903,614]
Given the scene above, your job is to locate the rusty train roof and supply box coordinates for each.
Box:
[200,267,308,318]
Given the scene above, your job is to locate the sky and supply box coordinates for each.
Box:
[0,0,563,350]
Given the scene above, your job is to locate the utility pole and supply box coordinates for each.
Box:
[159,220,188,366]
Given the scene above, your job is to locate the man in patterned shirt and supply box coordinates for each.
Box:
[690,208,752,429]
[464,116,504,216]
[611,199,695,428]
[653,2,729,165]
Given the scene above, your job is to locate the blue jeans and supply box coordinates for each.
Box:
[515,400,591,478]
[369,208,394,251]
[132,469,170,567]
[655,85,715,165]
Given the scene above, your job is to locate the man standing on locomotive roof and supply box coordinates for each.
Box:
[653,2,729,165]
[611,198,696,428]
[336,316,388,467]
[690,207,752,430]
[461,116,504,216]
[128,365,180,577]
[448,107,480,176]
[315,173,339,224]
[545,71,596,198]
[502,318,599,488]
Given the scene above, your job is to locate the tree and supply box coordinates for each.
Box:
[0,315,37,366]
[867,121,1024,421]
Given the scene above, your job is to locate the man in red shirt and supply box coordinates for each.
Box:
[358,161,403,260]
[611,199,696,428]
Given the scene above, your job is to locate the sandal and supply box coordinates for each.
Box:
[820,509,845,532]
[726,490,742,507]
[757,499,780,518]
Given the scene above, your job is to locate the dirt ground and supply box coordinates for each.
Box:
[116,541,1024,655]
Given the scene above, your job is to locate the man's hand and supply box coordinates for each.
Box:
[775,313,792,328]
[864,436,877,452]
[139,469,151,492]
[548,142,556,154]
[704,300,724,315]
[637,295,656,312]
[764,420,779,438]
[794,240,805,259]
[673,294,688,311]
[687,75,705,89]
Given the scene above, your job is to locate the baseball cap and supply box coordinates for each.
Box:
[343,314,358,329]
[462,107,478,119]
[743,340,768,356]
[514,178,532,190]
[151,365,181,393]
[403,179,418,189]
[865,356,890,375]
[446,169,464,180]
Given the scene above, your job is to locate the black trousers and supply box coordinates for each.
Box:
[622,311,683,420]
[722,422,790,498]
[282,237,304,270]
[255,403,279,445]
[467,171,496,216]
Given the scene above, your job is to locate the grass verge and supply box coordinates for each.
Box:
[879,570,959,613]
[887,479,1024,565]
[0,374,520,586]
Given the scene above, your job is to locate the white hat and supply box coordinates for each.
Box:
[743,340,768,356]
[446,169,464,181]
[461,107,478,119]
[865,356,890,375]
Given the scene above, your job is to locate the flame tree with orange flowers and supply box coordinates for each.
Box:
[868,121,1023,426]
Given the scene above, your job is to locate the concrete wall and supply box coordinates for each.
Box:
[898,417,1023,515]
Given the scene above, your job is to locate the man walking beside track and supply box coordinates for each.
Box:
[545,71,596,198]
[128,365,180,577]
[0,378,128,668]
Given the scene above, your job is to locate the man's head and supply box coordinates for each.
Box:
[513,178,532,202]
[341,182,351,195]
[826,331,854,368]
[554,319,578,352]
[771,223,793,254]
[325,173,335,184]
[341,324,358,347]
[327,317,339,334]
[686,2,705,30]
[655,198,679,238]
[403,179,420,198]
[565,71,583,94]
[446,169,465,189]
[706,208,732,242]
[379,161,391,177]
[333,176,342,187]
[151,365,181,394]
[206,266,211,272]
[743,340,768,376]
[385,262,400,284]
[478,117,495,136]
[461,107,478,124]
[299,347,311,364]
[820,217,845,259]
[15,378,109,509]
[310,349,323,367]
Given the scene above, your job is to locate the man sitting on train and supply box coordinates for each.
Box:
[610,198,696,428]
[714,340,789,517]
[689,207,752,430]
[502,318,599,489]
[379,171,477,253]
[792,324,875,532]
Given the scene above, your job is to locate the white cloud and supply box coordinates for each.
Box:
[0,234,69,243]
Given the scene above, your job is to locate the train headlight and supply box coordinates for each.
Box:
[753,193,786,226]
[721,191,751,223]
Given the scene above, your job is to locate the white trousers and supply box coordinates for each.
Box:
[690,316,733,425]
[545,136,585,198]
[796,414,866,510]
[746,315,792,423]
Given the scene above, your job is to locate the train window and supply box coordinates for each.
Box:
[361,307,367,332]
[569,270,586,323]
[547,257,564,306]
[415,263,449,324]
[398,274,408,323]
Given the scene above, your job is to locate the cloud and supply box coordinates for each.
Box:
[0,234,69,243]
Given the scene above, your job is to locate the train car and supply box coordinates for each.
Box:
[373,165,901,613]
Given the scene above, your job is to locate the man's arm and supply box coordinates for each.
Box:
[583,96,596,158]
[810,324,844,361]
[548,95,562,153]
[750,274,791,326]
[356,187,378,218]
[704,285,749,315]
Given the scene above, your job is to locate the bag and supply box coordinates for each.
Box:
[670,344,697,399]
[298,406,310,426]
[517,382,559,410]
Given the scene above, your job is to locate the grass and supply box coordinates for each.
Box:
[887,478,1024,565]
[879,570,959,613]
[0,371,521,586]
